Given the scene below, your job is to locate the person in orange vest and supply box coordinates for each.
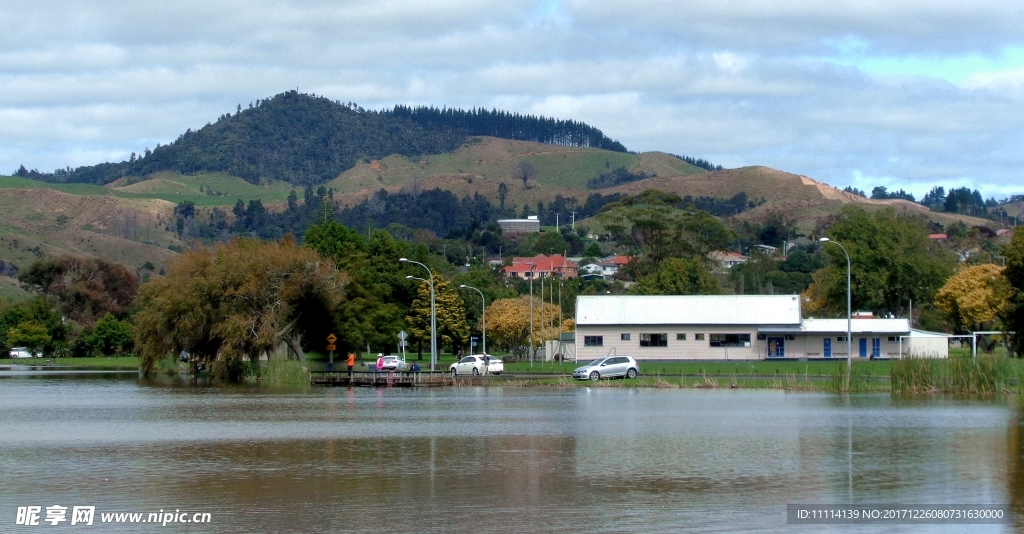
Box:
[347,351,355,378]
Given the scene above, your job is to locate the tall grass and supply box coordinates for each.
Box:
[258,358,309,387]
[825,362,875,393]
[891,356,1019,394]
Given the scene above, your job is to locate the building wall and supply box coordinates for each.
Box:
[577,325,912,360]
[576,324,764,361]
[785,334,906,359]
[904,336,949,358]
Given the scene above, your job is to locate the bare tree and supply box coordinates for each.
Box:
[512,161,537,189]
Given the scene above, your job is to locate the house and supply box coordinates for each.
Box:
[574,295,944,361]
[709,251,748,269]
[503,254,578,279]
[578,255,633,279]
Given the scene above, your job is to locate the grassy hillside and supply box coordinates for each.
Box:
[109,171,294,206]
[0,179,181,275]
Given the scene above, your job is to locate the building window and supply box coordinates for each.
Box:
[756,333,767,340]
[621,333,631,341]
[887,336,898,342]
[639,333,668,347]
[785,334,796,341]
[584,336,603,347]
[709,333,752,347]
[676,333,686,341]
[837,336,847,342]
[695,333,705,341]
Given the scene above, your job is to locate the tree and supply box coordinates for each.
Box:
[90,312,135,355]
[485,296,563,360]
[18,255,138,324]
[7,321,50,354]
[497,182,508,210]
[934,264,1011,334]
[406,272,469,355]
[512,160,537,189]
[598,190,735,278]
[1002,230,1024,356]
[133,237,345,379]
[632,258,719,295]
[803,206,955,318]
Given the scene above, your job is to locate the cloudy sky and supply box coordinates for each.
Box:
[3,0,1024,199]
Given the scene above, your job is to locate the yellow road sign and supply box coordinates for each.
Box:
[326,333,337,344]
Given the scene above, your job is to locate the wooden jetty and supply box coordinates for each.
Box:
[311,370,448,387]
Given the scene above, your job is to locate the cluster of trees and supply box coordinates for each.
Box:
[15,92,630,187]
[1,255,137,357]
[668,154,724,172]
[586,166,654,189]
[388,105,627,152]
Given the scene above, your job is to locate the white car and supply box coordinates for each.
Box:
[572,356,640,381]
[381,355,407,371]
[8,347,38,358]
[449,355,503,376]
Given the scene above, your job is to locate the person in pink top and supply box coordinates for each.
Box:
[376,353,384,374]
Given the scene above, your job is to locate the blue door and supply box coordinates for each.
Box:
[872,337,881,358]
[767,337,785,358]
[859,338,868,358]
[824,338,832,358]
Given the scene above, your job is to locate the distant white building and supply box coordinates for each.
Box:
[574,295,945,361]
[497,216,540,233]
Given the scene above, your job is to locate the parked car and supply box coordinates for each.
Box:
[8,347,39,358]
[381,355,408,371]
[572,356,639,381]
[450,354,503,376]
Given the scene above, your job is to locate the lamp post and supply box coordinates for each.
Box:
[819,237,852,391]
[459,284,486,355]
[528,263,536,366]
[401,258,436,371]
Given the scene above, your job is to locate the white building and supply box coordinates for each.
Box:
[574,295,946,361]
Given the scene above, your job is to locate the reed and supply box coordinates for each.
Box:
[891,355,1017,394]
[260,359,310,387]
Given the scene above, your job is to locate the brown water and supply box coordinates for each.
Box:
[1,368,1021,533]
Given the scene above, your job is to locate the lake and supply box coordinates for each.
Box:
[1,368,1021,532]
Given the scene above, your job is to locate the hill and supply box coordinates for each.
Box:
[16,91,628,187]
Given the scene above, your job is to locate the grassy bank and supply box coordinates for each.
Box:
[1,356,141,370]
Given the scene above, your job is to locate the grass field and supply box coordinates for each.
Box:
[1,356,141,370]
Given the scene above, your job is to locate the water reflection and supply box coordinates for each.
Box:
[0,376,1018,533]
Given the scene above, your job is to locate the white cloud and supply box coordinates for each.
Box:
[1,0,1024,197]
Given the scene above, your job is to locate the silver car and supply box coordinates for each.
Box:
[572,356,640,381]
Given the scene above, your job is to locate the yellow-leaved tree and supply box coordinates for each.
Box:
[934,263,1011,333]
[485,295,568,361]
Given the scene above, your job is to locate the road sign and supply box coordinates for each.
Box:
[398,330,408,342]
[326,333,337,344]
[326,344,336,351]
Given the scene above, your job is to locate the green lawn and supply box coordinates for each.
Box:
[2,356,140,370]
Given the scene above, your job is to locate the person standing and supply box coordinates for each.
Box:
[376,353,384,375]
[347,351,355,379]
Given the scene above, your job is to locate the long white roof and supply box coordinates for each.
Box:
[576,295,801,326]
[759,318,911,334]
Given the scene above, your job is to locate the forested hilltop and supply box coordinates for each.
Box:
[16,91,627,187]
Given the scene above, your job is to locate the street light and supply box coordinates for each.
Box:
[459,284,486,355]
[401,258,436,371]
[528,263,536,366]
[819,237,852,391]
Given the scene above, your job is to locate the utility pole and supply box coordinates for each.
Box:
[570,211,577,231]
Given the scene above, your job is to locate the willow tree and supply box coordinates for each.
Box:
[134,236,345,379]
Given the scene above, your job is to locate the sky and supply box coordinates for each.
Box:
[3,0,1024,200]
